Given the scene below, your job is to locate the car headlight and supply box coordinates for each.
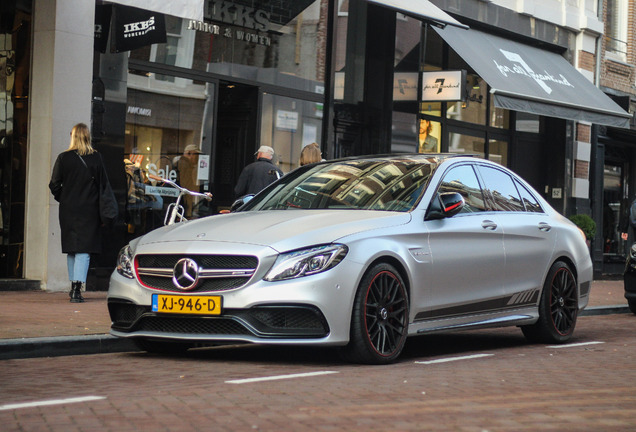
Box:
[116,245,135,279]
[264,244,348,281]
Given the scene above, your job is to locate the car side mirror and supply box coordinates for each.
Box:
[426,192,465,220]
[230,195,254,212]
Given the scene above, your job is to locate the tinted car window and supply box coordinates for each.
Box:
[437,165,486,213]
[478,166,525,211]
[248,159,434,212]
[515,179,544,213]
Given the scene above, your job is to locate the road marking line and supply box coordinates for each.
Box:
[226,371,339,384]
[415,353,494,365]
[546,341,605,349]
[0,396,106,411]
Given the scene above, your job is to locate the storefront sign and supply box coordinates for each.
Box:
[207,1,270,31]
[393,72,418,101]
[276,110,298,132]
[198,155,210,181]
[112,5,167,53]
[147,163,178,182]
[94,4,112,53]
[187,20,271,46]
[127,106,152,117]
[493,49,574,95]
[421,70,466,102]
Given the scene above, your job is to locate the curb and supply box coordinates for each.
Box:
[0,335,139,361]
[580,304,632,316]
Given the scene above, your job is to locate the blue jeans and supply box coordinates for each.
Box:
[67,253,90,283]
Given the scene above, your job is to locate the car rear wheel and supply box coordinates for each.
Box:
[341,263,409,364]
[522,261,578,343]
[134,338,192,354]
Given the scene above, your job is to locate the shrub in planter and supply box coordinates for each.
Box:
[568,214,596,241]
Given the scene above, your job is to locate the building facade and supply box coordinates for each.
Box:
[0,0,634,290]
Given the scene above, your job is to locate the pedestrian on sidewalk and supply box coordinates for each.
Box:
[234,145,283,197]
[49,123,115,303]
[299,142,322,166]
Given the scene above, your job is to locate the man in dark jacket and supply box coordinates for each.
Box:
[234,146,283,197]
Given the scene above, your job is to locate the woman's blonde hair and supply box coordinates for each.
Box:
[68,123,95,155]
[299,142,322,166]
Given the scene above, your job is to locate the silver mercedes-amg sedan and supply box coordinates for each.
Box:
[108,154,593,364]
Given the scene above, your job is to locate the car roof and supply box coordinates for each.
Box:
[322,153,478,165]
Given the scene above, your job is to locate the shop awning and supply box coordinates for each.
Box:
[433,25,632,128]
[367,0,468,29]
[107,0,204,21]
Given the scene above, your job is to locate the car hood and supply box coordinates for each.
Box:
[136,210,412,252]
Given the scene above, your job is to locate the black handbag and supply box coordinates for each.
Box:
[76,152,118,226]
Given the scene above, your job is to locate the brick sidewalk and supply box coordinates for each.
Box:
[0,279,629,341]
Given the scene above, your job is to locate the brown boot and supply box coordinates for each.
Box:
[70,281,85,303]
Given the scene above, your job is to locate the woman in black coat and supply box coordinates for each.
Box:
[49,123,113,302]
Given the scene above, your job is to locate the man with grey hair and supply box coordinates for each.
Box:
[234,145,283,197]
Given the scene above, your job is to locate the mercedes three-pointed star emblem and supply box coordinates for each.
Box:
[172,258,200,291]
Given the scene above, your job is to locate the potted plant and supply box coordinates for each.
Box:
[568,214,596,247]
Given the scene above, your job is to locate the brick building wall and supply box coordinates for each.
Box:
[600,0,636,95]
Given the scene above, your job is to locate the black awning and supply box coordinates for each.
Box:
[367,0,468,29]
[433,26,631,128]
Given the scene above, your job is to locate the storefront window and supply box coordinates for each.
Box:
[124,80,215,237]
[260,93,323,173]
[488,139,508,166]
[516,112,541,133]
[490,97,509,129]
[0,4,30,278]
[448,131,485,158]
[418,118,441,153]
[446,73,487,125]
[131,2,325,94]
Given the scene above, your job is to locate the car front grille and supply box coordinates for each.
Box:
[135,254,258,293]
[138,316,251,335]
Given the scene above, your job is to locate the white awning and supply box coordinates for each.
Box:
[107,0,204,21]
[367,0,468,29]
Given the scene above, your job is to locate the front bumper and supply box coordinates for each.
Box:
[107,257,365,346]
[109,299,330,340]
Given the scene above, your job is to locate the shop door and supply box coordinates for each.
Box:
[603,159,629,273]
[213,83,259,211]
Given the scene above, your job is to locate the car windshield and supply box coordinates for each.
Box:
[242,157,437,212]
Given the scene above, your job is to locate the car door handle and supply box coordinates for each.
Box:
[538,222,552,232]
[481,220,498,230]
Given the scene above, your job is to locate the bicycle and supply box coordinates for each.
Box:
[147,175,213,225]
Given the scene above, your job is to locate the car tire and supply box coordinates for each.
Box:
[134,338,192,354]
[521,261,578,344]
[628,299,636,315]
[340,263,409,364]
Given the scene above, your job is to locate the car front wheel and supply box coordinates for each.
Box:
[522,261,578,343]
[341,263,409,364]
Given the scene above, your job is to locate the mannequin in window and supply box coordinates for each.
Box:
[419,119,438,153]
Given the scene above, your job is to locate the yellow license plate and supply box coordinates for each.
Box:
[151,294,222,315]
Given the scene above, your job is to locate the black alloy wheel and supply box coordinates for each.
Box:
[341,263,409,364]
[522,261,578,343]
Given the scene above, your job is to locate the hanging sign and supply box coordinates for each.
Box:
[421,70,466,102]
[393,73,418,101]
[112,5,167,53]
